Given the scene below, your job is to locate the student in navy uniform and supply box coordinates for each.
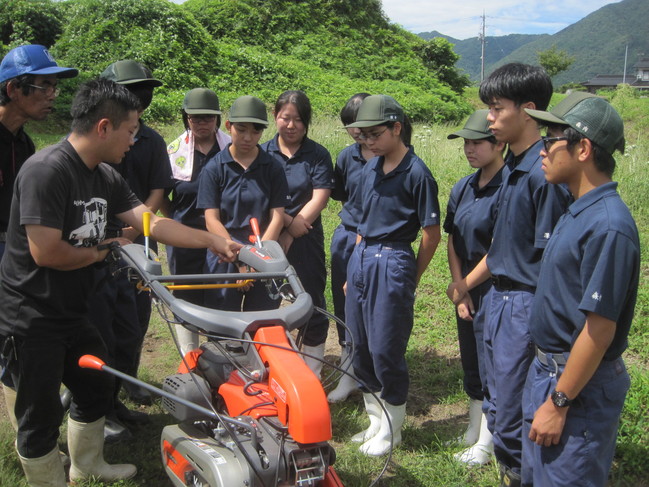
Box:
[164,88,231,355]
[447,63,571,487]
[262,90,334,377]
[521,93,638,487]
[445,109,506,466]
[327,92,373,403]
[345,95,440,457]
[0,44,78,433]
[198,95,288,312]
[0,78,239,487]
[98,60,173,409]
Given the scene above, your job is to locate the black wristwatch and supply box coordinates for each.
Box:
[551,390,573,408]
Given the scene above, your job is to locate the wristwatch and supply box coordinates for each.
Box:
[551,390,573,408]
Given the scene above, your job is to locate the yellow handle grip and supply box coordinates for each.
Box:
[142,211,151,237]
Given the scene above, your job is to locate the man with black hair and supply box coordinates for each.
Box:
[447,63,571,486]
[0,43,78,438]
[0,44,78,261]
[0,78,239,487]
[522,92,638,487]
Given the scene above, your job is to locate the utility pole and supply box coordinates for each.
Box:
[622,44,628,84]
[480,11,486,81]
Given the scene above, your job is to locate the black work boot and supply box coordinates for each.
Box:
[500,463,522,487]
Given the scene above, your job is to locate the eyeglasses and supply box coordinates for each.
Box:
[542,136,568,152]
[358,127,388,141]
[188,115,217,124]
[27,84,60,97]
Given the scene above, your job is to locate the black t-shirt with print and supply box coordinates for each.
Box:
[0,140,140,336]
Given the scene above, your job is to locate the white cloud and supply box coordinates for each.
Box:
[380,0,622,39]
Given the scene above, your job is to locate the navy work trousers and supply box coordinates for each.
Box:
[329,224,357,345]
[522,355,629,486]
[345,240,416,405]
[482,286,535,474]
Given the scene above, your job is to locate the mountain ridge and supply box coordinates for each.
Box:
[419,0,648,86]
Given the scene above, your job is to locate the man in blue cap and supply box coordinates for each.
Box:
[0,43,77,436]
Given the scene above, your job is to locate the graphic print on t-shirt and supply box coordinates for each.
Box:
[68,197,107,247]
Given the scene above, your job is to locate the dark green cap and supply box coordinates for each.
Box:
[228,95,268,126]
[101,60,162,87]
[183,88,221,115]
[345,94,404,128]
[525,92,625,155]
[447,109,493,140]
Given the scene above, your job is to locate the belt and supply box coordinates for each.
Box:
[362,238,411,249]
[491,275,536,293]
[535,346,568,366]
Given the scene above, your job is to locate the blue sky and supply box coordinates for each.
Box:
[380,0,622,39]
[169,1,623,41]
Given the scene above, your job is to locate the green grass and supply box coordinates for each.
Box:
[2,90,648,486]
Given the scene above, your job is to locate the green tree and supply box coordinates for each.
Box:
[414,37,471,94]
[0,0,64,55]
[537,45,576,78]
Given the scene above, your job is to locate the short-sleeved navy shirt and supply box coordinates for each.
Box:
[196,145,289,243]
[261,135,334,220]
[170,142,222,229]
[357,147,440,243]
[107,121,173,234]
[331,143,367,230]
[486,139,571,287]
[443,166,507,275]
[530,182,639,360]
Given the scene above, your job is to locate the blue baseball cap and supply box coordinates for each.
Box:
[0,45,78,83]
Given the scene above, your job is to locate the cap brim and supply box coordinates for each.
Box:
[345,119,389,128]
[228,117,268,127]
[118,78,163,87]
[524,108,568,126]
[29,67,79,79]
[447,129,493,140]
[185,108,222,115]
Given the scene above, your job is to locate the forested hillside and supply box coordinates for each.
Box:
[422,0,648,86]
[493,0,649,86]
[0,0,472,123]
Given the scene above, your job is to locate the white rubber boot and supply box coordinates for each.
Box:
[351,393,382,443]
[68,417,137,482]
[459,398,483,446]
[3,384,18,431]
[7,385,71,467]
[327,346,359,403]
[301,343,325,379]
[360,401,406,456]
[175,324,199,357]
[454,413,493,465]
[18,447,67,487]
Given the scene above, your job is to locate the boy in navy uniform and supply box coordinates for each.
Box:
[447,63,571,486]
[82,61,172,442]
[522,92,637,487]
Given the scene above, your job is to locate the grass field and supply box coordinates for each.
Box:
[1,88,647,486]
